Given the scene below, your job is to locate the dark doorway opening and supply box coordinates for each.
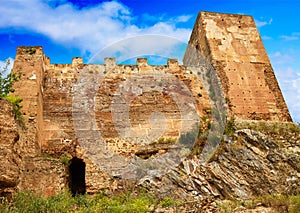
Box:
[68,157,86,196]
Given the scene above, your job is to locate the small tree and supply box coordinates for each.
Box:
[0,59,21,97]
[0,59,23,122]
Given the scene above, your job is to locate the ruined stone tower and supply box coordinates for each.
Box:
[185,11,292,122]
[1,11,292,197]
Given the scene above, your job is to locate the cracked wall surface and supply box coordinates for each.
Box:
[185,11,292,122]
[5,11,293,196]
[11,46,210,195]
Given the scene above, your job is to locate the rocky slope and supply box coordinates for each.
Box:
[142,121,300,211]
[1,98,299,211]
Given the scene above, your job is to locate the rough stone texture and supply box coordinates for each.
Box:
[17,157,66,197]
[0,99,20,196]
[12,46,45,156]
[185,11,292,122]
[0,100,67,197]
[142,122,300,209]
[6,46,211,195]
[42,59,209,157]
[0,12,297,210]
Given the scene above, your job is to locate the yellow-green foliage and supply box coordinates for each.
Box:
[224,118,235,136]
[159,197,182,208]
[289,195,300,213]
[60,153,72,166]
[236,121,300,135]
[217,194,300,213]
[255,194,300,213]
[0,59,23,123]
[4,95,23,122]
[156,137,176,144]
[0,190,183,213]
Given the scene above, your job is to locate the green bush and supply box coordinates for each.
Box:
[4,95,23,122]
[26,47,36,55]
[236,121,300,135]
[224,118,235,136]
[156,137,176,144]
[217,194,300,213]
[0,190,174,213]
[290,195,300,213]
[60,153,72,166]
[0,59,23,123]
[159,197,181,208]
[0,59,21,97]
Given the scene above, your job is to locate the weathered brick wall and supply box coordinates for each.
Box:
[0,99,20,197]
[12,46,45,156]
[9,11,293,195]
[42,62,82,156]
[17,157,66,197]
[42,58,209,156]
[185,11,292,122]
[10,48,67,197]
[39,56,209,193]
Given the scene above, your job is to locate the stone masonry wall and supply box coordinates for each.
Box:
[10,47,71,196]
[42,58,209,155]
[12,46,48,155]
[185,11,292,122]
[12,49,210,194]
[42,57,210,193]
[7,11,293,196]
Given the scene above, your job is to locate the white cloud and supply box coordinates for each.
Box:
[280,35,299,41]
[279,32,300,41]
[274,66,300,123]
[261,35,273,40]
[0,58,14,77]
[174,15,193,23]
[0,0,191,58]
[270,51,294,64]
[255,18,272,27]
[141,13,192,24]
[270,51,300,122]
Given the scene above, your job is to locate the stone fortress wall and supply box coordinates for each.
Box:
[3,11,292,196]
[11,46,211,195]
[185,11,291,122]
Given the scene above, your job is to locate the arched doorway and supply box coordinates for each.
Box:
[68,157,86,196]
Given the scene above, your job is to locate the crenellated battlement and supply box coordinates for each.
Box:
[43,56,183,77]
[9,11,293,197]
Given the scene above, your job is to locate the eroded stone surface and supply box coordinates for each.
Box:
[0,99,20,196]
[185,11,292,122]
[7,46,212,194]
[17,157,66,197]
[0,11,297,208]
[143,122,300,202]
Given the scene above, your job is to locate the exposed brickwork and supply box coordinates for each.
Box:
[12,46,45,155]
[10,46,210,194]
[17,157,66,197]
[185,11,292,122]
[41,58,208,157]
[0,99,20,197]
[6,11,293,196]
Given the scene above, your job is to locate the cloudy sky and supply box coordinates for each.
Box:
[0,0,299,122]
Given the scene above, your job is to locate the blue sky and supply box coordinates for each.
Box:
[0,0,299,122]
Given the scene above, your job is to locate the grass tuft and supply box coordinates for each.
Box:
[0,190,183,213]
